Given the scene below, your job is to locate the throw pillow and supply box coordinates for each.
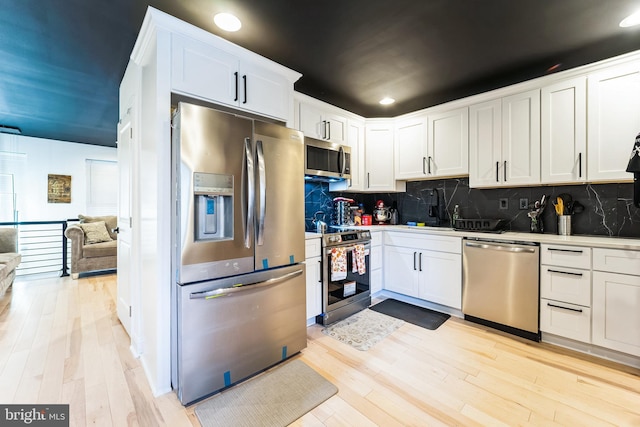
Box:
[79,214,117,240]
[79,221,113,244]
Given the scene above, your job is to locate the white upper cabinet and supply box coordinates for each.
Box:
[171,33,296,121]
[395,107,468,180]
[395,115,428,179]
[541,77,587,184]
[364,120,405,192]
[299,102,347,144]
[469,90,540,188]
[587,61,640,182]
[428,106,469,177]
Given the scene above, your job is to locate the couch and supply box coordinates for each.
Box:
[0,228,21,296]
[65,215,117,279]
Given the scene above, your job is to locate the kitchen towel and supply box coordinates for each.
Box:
[331,247,347,281]
[352,244,366,275]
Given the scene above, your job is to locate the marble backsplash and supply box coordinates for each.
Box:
[305,179,640,238]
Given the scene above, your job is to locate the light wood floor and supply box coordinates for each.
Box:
[1,274,639,426]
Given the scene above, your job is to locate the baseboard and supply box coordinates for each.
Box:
[541,332,640,369]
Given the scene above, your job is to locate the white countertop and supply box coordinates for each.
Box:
[331,225,640,251]
[305,232,322,240]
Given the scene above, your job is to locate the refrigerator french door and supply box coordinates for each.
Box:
[171,102,307,405]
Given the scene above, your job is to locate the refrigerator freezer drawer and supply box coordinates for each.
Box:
[174,264,307,404]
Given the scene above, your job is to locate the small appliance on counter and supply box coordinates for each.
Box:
[424,189,445,226]
[372,200,390,224]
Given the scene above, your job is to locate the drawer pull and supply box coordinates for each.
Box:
[547,269,583,277]
[547,247,584,254]
[547,302,583,313]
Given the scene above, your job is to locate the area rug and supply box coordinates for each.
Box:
[369,298,450,330]
[194,359,337,427]
[322,309,404,351]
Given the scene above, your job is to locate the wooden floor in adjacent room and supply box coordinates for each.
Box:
[1,274,639,426]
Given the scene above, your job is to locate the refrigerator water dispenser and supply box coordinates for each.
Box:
[194,172,233,241]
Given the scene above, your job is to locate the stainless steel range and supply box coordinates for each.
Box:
[317,230,371,325]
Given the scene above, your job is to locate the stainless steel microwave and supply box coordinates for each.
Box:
[304,137,351,181]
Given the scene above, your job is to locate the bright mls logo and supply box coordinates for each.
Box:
[1,405,69,426]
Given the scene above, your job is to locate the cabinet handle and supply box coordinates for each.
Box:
[423,157,426,175]
[419,252,422,271]
[367,172,370,188]
[327,122,331,140]
[547,268,583,277]
[318,260,322,283]
[428,156,432,174]
[547,247,583,254]
[496,161,499,182]
[578,152,582,178]
[547,302,583,313]
[504,160,507,182]
[242,75,247,104]
[321,121,327,139]
[234,72,239,101]
[413,252,417,271]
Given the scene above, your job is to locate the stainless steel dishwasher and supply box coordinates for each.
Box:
[462,238,540,341]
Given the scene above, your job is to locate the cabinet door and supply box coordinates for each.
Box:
[171,34,238,107]
[501,89,541,186]
[395,115,428,179]
[588,62,640,182]
[428,107,469,178]
[365,122,396,191]
[299,103,324,139]
[418,251,462,309]
[384,246,419,297]
[239,60,290,120]
[324,113,347,144]
[541,77,587,184]
[469,99,502,187]
[305,256,322,319]
[592,271,640,356]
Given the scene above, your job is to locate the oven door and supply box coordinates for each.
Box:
[319,241,371,325]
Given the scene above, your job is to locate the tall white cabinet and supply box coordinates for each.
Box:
[587,61,640,182]
[469,89,540,188]
[119,7,301,395]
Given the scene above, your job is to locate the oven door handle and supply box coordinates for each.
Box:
[189,269,303,299]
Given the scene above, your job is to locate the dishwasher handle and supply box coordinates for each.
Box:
[464,240,537,253]
[189,269,303,300]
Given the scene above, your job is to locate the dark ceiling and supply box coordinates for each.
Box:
[2,0,640,148]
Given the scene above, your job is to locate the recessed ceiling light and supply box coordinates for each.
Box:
[214,12,242,32]
[620,10,640,27]
[379,97,395,105]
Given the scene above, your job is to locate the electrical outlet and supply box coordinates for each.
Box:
[499,198,508,209]
[519,198,529,209]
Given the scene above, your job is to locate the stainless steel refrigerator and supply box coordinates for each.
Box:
[170,102,307,405]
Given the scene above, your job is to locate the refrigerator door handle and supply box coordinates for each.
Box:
[189,268,304,299]
[256,139,267,246]
[244,137,255,249]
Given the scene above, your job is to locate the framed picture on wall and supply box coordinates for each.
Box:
[48,174,71,203]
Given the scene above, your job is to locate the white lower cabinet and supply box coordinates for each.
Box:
[370,231,383,294]
[383,232,462,309]
[305,237,322,320]
[540,299,591,343]
[592,268,640,357]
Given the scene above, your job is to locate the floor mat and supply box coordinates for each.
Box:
[369,298,450,330]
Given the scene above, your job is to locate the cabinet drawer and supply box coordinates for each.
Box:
[593,248,640,276]
[541,244,591,269]
[540,265,591,307]
[540,298,591,343]
[384,232,461,253]
[305,238,321,259]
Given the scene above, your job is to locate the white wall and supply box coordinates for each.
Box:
[0,133,117,221]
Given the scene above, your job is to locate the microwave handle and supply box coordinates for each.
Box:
[338,146,345,176]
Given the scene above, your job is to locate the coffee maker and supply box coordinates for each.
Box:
[424,189,445,226]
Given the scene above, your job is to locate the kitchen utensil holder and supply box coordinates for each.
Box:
[557,215,572,235]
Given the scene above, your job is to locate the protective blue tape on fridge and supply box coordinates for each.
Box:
[281,346,288,360]
[289,255,295,264]
[223,371,231,387]
[262,259,269,269]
